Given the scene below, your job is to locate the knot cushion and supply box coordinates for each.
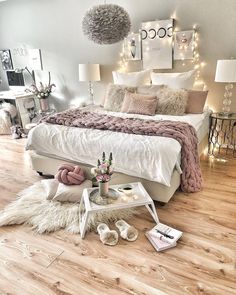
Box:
[55,164,85,185]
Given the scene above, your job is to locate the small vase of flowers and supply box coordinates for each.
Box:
[25,68,56,112]
[91,152,113,197]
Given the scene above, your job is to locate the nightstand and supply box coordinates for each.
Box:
[208,113,236,157]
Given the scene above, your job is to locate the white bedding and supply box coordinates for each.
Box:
[26,107,210,187]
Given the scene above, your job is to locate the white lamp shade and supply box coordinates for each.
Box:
[78,63,101,82]
[215,59,236,83]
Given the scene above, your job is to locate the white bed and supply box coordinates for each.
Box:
[26,106,210,203]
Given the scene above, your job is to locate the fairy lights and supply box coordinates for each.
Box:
[117,23,206,89]
[118,42,127,72]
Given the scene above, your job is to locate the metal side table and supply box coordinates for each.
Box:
[208,113,236,157]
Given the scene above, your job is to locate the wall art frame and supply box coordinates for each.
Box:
[174,30,195,60]
[124,33,142,61]
[141,19,173,69]
[0,49,14,70]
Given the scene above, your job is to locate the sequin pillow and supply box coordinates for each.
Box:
[127,97,158,116]
[121,92,157,113]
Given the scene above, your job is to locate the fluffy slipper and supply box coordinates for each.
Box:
[97,223,118,246]
[115,219,138,242]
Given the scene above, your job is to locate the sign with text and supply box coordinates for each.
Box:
[141,19,173,69]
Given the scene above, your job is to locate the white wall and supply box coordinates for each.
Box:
[0,0,236,111]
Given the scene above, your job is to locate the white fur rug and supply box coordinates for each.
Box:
[0,182,134,234]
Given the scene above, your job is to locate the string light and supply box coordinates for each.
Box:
[117,23,206,85]
[192,27,206,89]
[117,42,127,72]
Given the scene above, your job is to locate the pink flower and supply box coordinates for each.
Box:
[100,163,108,169]
[96,174,110,182]
[103,174,111,182]
[96,175,104,182]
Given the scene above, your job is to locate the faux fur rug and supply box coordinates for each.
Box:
[0,182,134,234]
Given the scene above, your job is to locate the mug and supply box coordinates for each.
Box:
[118,185,134,196]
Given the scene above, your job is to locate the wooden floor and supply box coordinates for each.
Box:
[0,136,235,295]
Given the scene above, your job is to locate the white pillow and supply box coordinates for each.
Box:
[42,179,92,203]
[41,179,59,200]
[53,179,92,203]
[151,70,196,90]
[112,70,151,87]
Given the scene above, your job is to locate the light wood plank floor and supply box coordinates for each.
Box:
[0,136,235,295]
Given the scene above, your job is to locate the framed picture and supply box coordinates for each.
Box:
[15,96,41,129]
[0,49,13,70]
[141,19,173,69]
[11,47,28,69]
[124,33,142,60]
[28,49,43,70]
[174,30,195,60]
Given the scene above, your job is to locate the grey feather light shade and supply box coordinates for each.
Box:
[82,4,131,45]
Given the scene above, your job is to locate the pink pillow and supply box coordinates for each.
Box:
[55,164,85,185]
[121,92,156,113]
[186,90,208,114]
[127,97,158,116]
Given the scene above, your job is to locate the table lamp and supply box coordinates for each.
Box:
[78,63,100,103]
[215,59,236,116]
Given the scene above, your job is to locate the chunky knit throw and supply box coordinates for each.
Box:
[43,109,202,193]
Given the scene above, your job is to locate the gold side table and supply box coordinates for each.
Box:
[208,113,236,157]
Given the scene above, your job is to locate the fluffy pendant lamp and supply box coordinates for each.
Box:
[82,4,131,45]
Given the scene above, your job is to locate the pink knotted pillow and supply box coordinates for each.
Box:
[55,164,85,185]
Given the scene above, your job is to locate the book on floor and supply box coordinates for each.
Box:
[145,232,176,252]
[146,223,183,252]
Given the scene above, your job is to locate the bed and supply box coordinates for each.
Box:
[26,105,210,203]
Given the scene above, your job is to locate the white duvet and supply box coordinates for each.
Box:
[26,107,210,187]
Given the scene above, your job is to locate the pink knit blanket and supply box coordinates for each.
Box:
[43,109,202,192]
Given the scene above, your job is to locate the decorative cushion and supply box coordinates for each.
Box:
[151,70,196,90]
[53,179,92,203]
[112,69,151,87]
[42,178,92,203]
[127,97,157,116]
[103,84,136,111]
[55,164,85,185]
[186,90,209,114]
[137,85,165,95]
[121,92,156,113]
[156,87,189,116]
[41,179,59,200]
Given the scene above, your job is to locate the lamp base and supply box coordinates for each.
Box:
[88,81,94,103]
[222,83,233,114]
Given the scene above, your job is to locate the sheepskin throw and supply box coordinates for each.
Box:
[0,109,12,134]
[0,182,134,234]
[156,87,189,115]
[43,109,203,192]
[82,4,131,44]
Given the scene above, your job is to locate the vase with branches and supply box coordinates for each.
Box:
[23,67,56,112]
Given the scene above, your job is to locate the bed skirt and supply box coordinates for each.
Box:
[28,134,208,203]
[29,151,180,203]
